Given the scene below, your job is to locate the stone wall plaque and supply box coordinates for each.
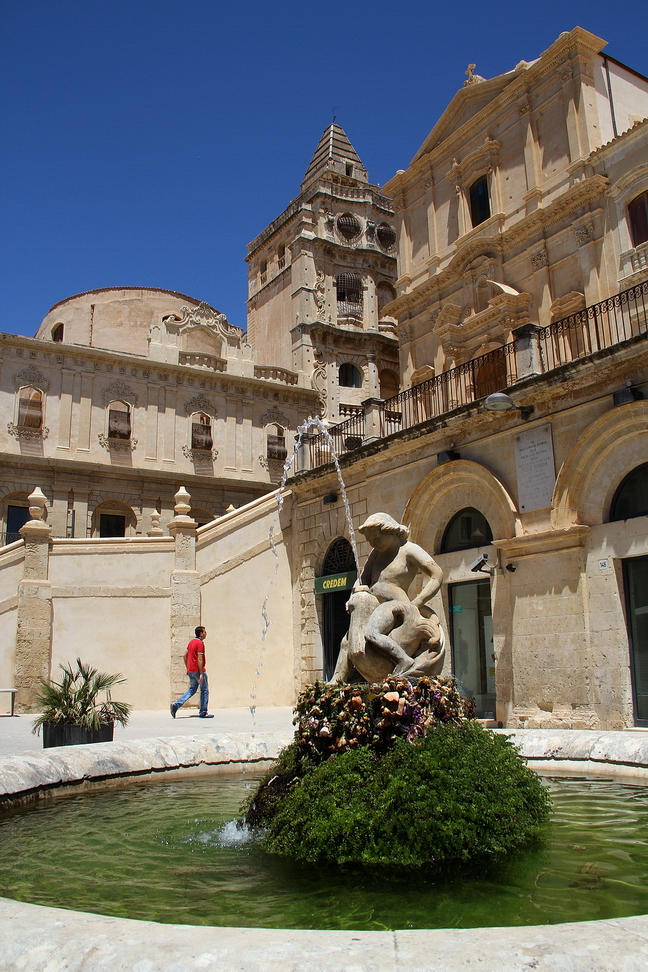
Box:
[514,424,556,512]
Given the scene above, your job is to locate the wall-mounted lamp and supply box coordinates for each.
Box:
[505,563,517,573]
[483,392,534,420]
[437,450,461,464]
[613,381,643,407]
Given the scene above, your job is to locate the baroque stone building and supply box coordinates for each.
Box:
[2,27,648,729]
[246,124,400,424]
[0,287,319,543]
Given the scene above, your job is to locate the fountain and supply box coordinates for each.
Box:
[2,422,648,968]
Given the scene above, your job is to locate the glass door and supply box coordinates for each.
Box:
[624,555,648,726]
[449,579,495,718]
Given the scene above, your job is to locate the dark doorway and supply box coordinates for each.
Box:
[320,537,356,680]
[624,555,648,726]
[99,513,126,538]
[5,505,30,545]
[449,579,495,718]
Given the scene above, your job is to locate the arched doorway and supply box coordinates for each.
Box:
[319,537,356,680]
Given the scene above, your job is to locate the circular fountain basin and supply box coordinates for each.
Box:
[1,729,648,971]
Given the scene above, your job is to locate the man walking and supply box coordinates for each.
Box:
[170,626,213,719]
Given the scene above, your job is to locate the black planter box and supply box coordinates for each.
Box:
[42,722,114,748]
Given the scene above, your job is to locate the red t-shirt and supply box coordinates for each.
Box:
[185,638,205,673]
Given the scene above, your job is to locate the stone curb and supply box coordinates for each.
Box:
[1,728,648,971]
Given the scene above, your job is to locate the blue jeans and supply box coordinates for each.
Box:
[174,672,209,716]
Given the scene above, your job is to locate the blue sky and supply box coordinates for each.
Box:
[1,0,646,337]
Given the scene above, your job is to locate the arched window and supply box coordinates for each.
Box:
[610,464,648,521]
[379,369,399,400]
[337,273,363,317]
[441,508,493,553]
[469,174,491,227]
[267,424,287,461]
[191,412,213,451]
[377,281,396,317]
[51,323,64,342]
[17,386,44,429]
[629,191,648,248]
[339,363,362,388]
[108,400,131,440]
[93,501,136,538]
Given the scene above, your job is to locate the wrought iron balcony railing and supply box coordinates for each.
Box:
[306,281,648,469]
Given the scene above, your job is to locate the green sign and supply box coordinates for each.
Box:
[314,571,357,595]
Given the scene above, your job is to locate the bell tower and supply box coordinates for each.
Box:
[246,124,399,423]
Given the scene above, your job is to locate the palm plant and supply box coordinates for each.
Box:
[31,658,132,734]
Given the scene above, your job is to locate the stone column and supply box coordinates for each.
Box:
[513,323,544,379]
[15,487,52,710]
[167,487,200,702]
[362,397,385,444]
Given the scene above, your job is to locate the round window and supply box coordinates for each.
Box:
[337,213,362,241]
[376,223,396,251]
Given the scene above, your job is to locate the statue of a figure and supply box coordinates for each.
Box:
[331,513,446,683]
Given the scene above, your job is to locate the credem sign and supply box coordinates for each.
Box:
[314,571,357,595]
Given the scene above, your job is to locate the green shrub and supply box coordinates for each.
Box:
[256,722,550,868]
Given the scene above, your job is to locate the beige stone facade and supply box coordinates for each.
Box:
[1,287,319,544]
[1,28,648,728]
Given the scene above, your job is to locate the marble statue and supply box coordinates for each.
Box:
[331,513,446,683]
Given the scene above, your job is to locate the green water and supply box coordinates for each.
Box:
[1,774,648,930]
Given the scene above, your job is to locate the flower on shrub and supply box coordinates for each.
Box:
[292,675,475,764]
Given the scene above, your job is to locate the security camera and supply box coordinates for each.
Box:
[469,553,493,574]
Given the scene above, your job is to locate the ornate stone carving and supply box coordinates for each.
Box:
[559,66,573,83]
[102,381,138,407]
[399,324,413,341]
[574,224,594,247]
[183,395,217,418]
[531,249,549,271]
[174,302,241,336]
[331,513,445,683]
[311,350,328,419]
[261,407,289,428]
[517,99,532,115]
[259,456,286,481]
[12,366,49,392]
[98,434,137,452]
[7,423,49,440]
[314,269,326,311]
[182,445,218,461]
[463,63,486,86]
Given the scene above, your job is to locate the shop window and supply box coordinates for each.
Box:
[17,387,44,429]
[629,191,648,248]
[191,412,213,451]
[441,508,493,553]
[267,425,287,461]
[108,400,131,440]
[51,323,64,342]
[469,174,491,227]
[610,463,648,521]
[339,363,362,388]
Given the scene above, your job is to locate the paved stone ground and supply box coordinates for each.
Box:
[0,705,293,757]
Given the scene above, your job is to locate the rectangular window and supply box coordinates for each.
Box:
[624,555,648,725]
[191,422,213,451]
[18,396,42,428]
[267,434,287,461]
[99,513,126,538]
[449,579,495,719]
[469,175,491,227]
[108,409,131,439]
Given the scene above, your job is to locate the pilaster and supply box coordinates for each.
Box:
[167,487,200,701]
[15,488,52,710]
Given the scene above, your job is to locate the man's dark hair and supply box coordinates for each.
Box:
[195,626,206,637]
